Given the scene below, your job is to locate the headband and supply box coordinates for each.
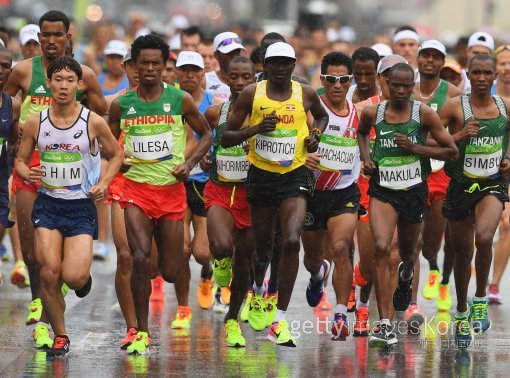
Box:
[393,30,420,43]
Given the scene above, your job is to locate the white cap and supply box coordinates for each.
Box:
[468,31,495,51]
[265,42,296,61]
[418,39,446,57]
[213,32,245,54]
[19,24,40,46]
[170,15,189,30]
[104,40,128,57]
[371,43,392,58]
[377,54,408,74]
[176,51,204,69]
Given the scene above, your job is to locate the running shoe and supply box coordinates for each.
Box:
[306,260,330,307]
[240,290,252,323]
[33,323,53,349]
[393,262,413,311]
[46,335,70,358]
[213,289,229,314]
[127,331,151,355]
[213,257,232,287]
[422,269,440,300]
[436,283,452,311]
[267,319,296,347]
[225,319,246,348]
[120,327,137,350]
[171,306,192,329]
[347,284,356,312]
[75,275,92,298]
[455,313,472,349]
[317,291,332,311]
[405,304,425,335]
[436,311,451,335]
[197,278,215,309]
[248,294,266,331]
[488,284,502,305]
[368,323,397,348]
[353,262,368,287]
[331,313,350,341]
[93,242,109,261]
[26,298,43,325]
[11,260,30,288]
[150,276,165,302]
[264,292,278,327]
[221,286,231,305]
[470,299,491,334]
[353,307,370,336]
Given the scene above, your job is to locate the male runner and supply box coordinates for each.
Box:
[439,54,510,349]
[223,42,329,346]
[19,24,42,60]
[347,47,380,103]
[461,32,494,94]
[204,56,256,347]
[5,10,107,345]
[357,63,458,347]
[16,56,122,357]
[109,34,212,355]
[392,26,420,70]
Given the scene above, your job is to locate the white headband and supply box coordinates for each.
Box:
[393,30,420,43]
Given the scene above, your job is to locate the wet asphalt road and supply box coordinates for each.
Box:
[1,240,510,377]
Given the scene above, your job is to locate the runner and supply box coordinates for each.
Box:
[19,24,42,60]
[357,62,458,347]
[98,40,129,96]
[461,32,495,94]
[440,60,463,88]
[301,51,360,341]
[439,54,510,349]
[204,55,255,347]
[109,34,212,355]
[222,42,329,346]
[16,56,122,357]
[5,10,107,344]
[347,47,380,103]
[392,26,420,70]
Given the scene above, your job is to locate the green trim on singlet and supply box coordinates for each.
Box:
[428,79,448,113]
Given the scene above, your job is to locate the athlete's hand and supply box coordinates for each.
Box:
[199,152,212,172]
[172,162,191,181]
[457,116,480,141]
[304,153,321,170]
[242,141,250,154]
[120,158,133,174]
[256,110,278,134]
[500,157,510,178]
[28,167,44,183]
[362,160,377,176]
[89,183,107,202]
[394,133,415,152]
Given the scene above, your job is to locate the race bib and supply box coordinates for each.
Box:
[40,151,82,188]
[126,125,173,162]
[317,134,358,173]
[254,129,297,166]
[379,155,422,190]
[217,146,249,182]
[463,143,502,178]
[430,159,445,172]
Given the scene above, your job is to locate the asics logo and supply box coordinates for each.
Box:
[73,130,83,139]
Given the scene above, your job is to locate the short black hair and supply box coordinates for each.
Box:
[250,46,262,65]
[469,53,496,69]
[182,26,203,40]
[39,10,70,32]
[352,47,380,66]
[261,32,285,49]
[394,25,418,35]
[131,33,169,63]
[228,56,255,74]
[0,46,12,64]
[47,56,83,80]
[389,62,414,80]
[321,51,353,74]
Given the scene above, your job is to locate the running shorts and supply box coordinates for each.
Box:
[204,181,250,229]
[185,180,207,217]
[427,169,450,206]
[12,153,41,195]
[358,176,370,223]
[106,173,126,205]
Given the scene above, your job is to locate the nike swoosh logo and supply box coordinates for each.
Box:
[1,119,7,122]
[260,106,273,111]
[380,130,394,136]
[479,126,487,131]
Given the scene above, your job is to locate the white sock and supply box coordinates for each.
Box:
[311,264,325,282]
[36,321,49,328]
[273,309,286,323]
[381,318,391,327]
[456,309,469,319]
[473,295,486,302]
[252,282,266,296]
[335,304,347,315]
[357,299,368,308]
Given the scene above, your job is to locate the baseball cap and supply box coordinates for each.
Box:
[377,54,408,74]
[371,43,393,58]
[176,51,204,69]
[19,24,40,46]
[418,39,447,57]
[468,31,495,51]
[442,59,462,74]
[265,42,296,61]
[213,32,245,54]
[123,49,132,63]
[104,40,128,57]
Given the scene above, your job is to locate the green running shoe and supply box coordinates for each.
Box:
[213,257,232,287]
[225,319,246,348]
[248,294,266,331]
[26,298,43,325]
[32,323,53,349]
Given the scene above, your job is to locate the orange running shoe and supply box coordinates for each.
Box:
[120,327,138,350]
[11,260,30,288]
[317,291,332,311]
[221,286,231,305]
[353,306,370,336]
[353,263,368,287]
[150,276,165,302]
[197,278,215,309]
[347,285,356,312]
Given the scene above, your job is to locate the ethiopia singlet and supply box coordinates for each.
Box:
[372,100,431,190]
[424,79,449,172]
[37,107,100,200]
[445,95,509,182]
[248,80,308,174]
[210,101,249,185]
[315,97,360,190]
[119,83,186,186]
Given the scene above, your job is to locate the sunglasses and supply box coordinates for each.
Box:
[219,38,242,48]
[494,45,510,57]
[321,74,353,84]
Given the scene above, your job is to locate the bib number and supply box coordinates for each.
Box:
[254,129,297,166]
[126,125,173,162]
[40,151,82,188]
[216,146,249,182]
[317,134,358,173]
[379,155,422,190]
[463,143,502,178]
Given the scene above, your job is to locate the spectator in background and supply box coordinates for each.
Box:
[168,15,190,50]
[162,51,178,86]
[198,38,218,73]
[98,40,129,96]
[19,24,41,60]
[440,59,462,88]
[83,20,117,75]
[309,27,331,88]
[126,12,147,43]
[181,26,203,52]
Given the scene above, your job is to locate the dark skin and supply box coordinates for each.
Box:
[109,48,212,334]
[352,59,379,103]
[438,58,510,313]
[222,56,329,313]
[357,68,458,321]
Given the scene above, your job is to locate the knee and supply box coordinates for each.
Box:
[475,231,494,252]
[282,235,301,255]
[116,248,132,271]
[374,239,391,258]
[194,250,212,266]
[40,266,59,286]
[131,247,151,268]
[161,268,180,284]
[209,238,232,261]
[330,239,350,260]
[63,271,89,290]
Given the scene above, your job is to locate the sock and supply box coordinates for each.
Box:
[473,295,486,302]
[36,321,49,328]
[335,304,347,315]
[381,319,391,327]
[200,263,213,279]
[357,299,368,308]
[273,309,286,323]
[252,282,266,296]
[456,309,469,319]
[311,263,325,283]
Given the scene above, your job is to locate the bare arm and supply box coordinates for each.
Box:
[82,66,108,115]
[15,115,38,182]
[5,63,26,98]
[303,86,329,152]
[357,106,377,175]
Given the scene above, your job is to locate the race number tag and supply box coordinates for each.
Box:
[126,125,173,162]
[217,145,249,182]
[463,143,502,178]
[379,155,422,190]
[317,134,357,173]
[254,129,297,166]
[40,151,82,188]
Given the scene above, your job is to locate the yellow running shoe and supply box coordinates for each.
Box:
[267,319,296,347]
[436,283,452,311]
[197,278,215,309]
[127,331,151,355]
[213,257,232,287]
[32,323,53,349]
[26,298,42,325]
[221,286,231,305]
[264,293,278,328]
[171,306,192,329]
[248,294,266,331]
[225,319,246,348]
[11,260,30,288]
[422,270,440,300]
[240,290,252,323]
